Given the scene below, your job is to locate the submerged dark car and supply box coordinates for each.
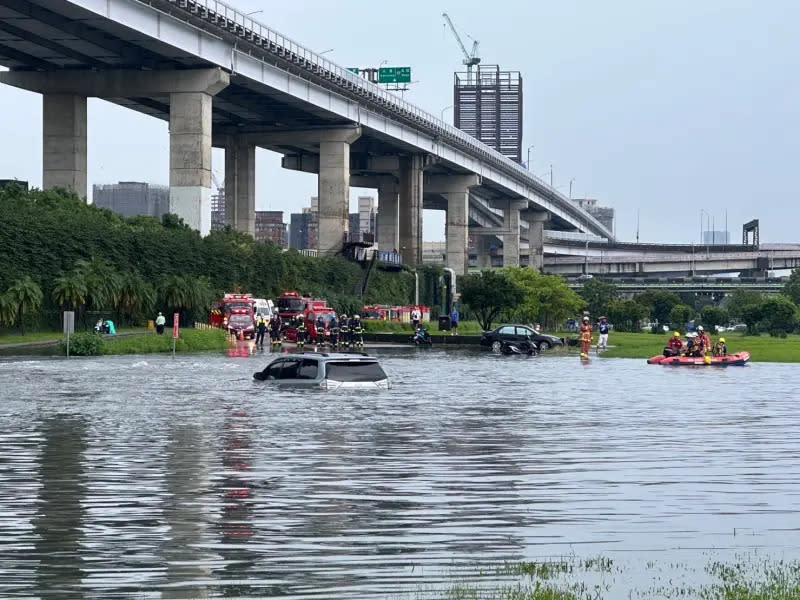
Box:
[479,325,564,352]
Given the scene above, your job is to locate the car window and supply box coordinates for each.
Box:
[297,358,319,380]
[325,361,387,382]
[263,360,284,380]
[278,359,300,379]
[516,327,533,337]
[498,326,516,335]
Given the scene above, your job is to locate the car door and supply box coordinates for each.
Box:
[261,360,284,380]
[515,326,534,344]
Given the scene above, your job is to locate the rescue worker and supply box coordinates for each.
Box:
[315,315,326,345]
[339,314,349,349]
[666,331,684,356]
[688,333,705,357]
[697,326,711,357]
[255,314,268,348]
[296,317,307,348]
[329,315,339,348]
[712,337,728,357]
[270,314,282,346]
[579,316,593,357]
[351,314,364,348]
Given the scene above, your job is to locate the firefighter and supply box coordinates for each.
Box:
[329,315,339,348]
[579,316,593,358]
[255,314,268,348]
[712,337,728,357]
[270,314,282,346]
[339,314,349,349]
[296,317,307,348]
[351,314,364,348]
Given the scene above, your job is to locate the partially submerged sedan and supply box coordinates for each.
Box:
[253,352,391,389]
[479,325,564,352]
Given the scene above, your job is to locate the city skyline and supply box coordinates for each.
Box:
[1,0,798,244]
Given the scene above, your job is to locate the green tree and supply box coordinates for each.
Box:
[579,278,618,317]
[76,258,123,313]
[740,300,765,335]
[635,290,681,324]
[503,267,586,329]
[783,269,800,306]
[700,305,729,332]
[52,270,88,311]
[460,270,525,331]
[669,304,695,330]
[118,271,156,324]
[0,293,15,328]
[4,276,43,335]
[725,289,763,321]
[606,299,649,332]
[761,295,798,338]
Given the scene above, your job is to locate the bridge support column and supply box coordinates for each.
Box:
[318,128,361,255]
[377,177,399,252]
[399,155,425,266]
[503,200,527,268]
[440,175,480,275]
[476,236,494,269]
[224,137,256,236]
[527,210,549,271]
[43,94,87,199]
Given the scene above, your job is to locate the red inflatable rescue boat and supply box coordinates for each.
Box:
[647,352,750,366]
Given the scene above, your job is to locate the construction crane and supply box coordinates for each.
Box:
[442,12,480,74]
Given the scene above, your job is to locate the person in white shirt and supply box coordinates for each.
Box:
[155,312,166,335]
[410,308,421,330]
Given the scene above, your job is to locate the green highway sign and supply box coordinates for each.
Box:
[347,67,359,74]
[378,66,411,84]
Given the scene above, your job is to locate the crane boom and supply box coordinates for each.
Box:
[442,12,480,68]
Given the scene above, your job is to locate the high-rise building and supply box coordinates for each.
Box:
[571,198,615,235]
[211,188,226,231]
[93,182,169,218]
[255,210,287,247]
[454,65,523,163]
[289,197,319,250]
[0,179,28,191]
[349,213,360,235]
[358,196,376,236]
[703,230,730,245]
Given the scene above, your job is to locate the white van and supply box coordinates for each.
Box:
[253,298,274,320]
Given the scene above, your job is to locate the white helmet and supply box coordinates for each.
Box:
[698,325,704,332]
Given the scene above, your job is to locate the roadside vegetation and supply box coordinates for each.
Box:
[408,554,800,599]
[55,328,230,356]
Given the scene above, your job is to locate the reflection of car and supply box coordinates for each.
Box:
[480,325,564,351]
[253,353,390,389]
[576,274,594,281]
[227,313,255,339]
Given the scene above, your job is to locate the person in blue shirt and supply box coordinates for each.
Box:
[450,308,459,336]
[597,316,610,351]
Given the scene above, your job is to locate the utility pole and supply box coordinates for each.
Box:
[549,164,553,188]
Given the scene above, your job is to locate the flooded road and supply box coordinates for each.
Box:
[0,347,798,598]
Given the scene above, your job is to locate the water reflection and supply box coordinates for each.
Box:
[33,417,87,599]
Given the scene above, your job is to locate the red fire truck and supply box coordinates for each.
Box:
[211,293,256,338]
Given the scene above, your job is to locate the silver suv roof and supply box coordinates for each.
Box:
[294,352,378,362]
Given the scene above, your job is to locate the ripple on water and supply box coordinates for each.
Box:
[0,350,798,598]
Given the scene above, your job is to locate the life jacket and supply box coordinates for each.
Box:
[668,337,683,349]
[579,324,592,342]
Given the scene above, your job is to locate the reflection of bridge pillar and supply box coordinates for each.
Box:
[399,155,425,266]
[224,137,256,236]
[377,176,399,252]
[43,94,87,198]
[503,200,527,268]
[527,210,549,271]
[318,128,361,255]
[441,175,480,275]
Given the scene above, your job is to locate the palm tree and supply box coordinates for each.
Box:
[0,293,15,328]
[5,276,43,335]
[118,271,155,324]
[160,275,191,324]
[75,258,122,314]
[52,271,88,311]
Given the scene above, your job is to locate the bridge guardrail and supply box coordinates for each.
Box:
[153,0,611,238]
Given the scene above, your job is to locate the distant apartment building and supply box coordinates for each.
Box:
[93,181,169,218]
[348,213,360,235]
[255,210,287,246]
[571,198,614,235]
[0,179,28,191]
[211,189,226,231]
[358,196,376,236]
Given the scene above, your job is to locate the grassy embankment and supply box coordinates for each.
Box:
[363,320,485,335]
[600,331,800,363]
[414,554,800,599]
[101,328,230,355]
[0,328,140,346]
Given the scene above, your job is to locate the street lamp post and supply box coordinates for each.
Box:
[569,178,575,199]
[526,145,534,171]
[319,48,334,55]
[549,164,553,188]
[246,9,263,16]
[440,104,453,123]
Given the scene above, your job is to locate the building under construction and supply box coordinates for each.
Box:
[454,65,523,163]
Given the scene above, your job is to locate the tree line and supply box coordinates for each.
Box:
[0,187,415,334]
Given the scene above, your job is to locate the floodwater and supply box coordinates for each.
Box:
[0,347,798,598]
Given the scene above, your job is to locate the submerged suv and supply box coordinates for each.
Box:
[253,352,390,389]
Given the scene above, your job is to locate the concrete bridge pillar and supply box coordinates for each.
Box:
[318,128,361,255]
[223,137,256,236]
[476,236,494,269]
[43,94,87,198]
[399,155,425,266]
[439,175,480,275]
[503,200,527,268]
[377,176,399,252]
[527,210,550,271]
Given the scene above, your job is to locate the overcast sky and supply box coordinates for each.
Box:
[1,0,798,243]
